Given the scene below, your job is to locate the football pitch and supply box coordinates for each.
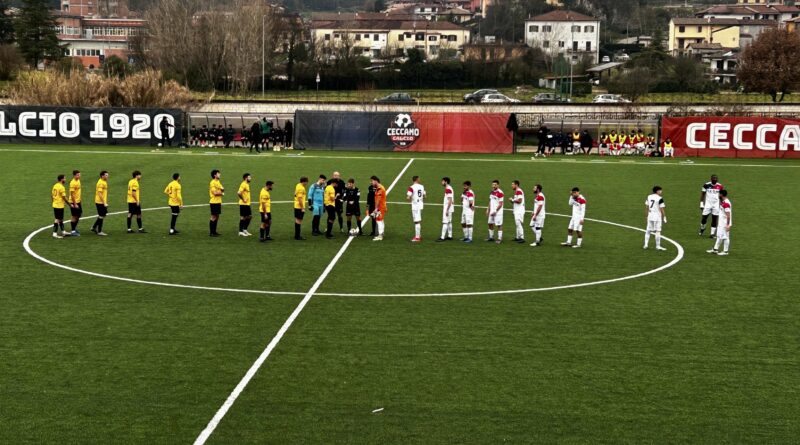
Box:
[1,145,799,444]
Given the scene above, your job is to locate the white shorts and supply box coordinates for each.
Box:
[411,207,422,223]
[442,209,454,224]
[568,217,583,232]
[702,205,719,216]
[530,216,545,228]
[647,219,662,232]
[716,227,730,240]
[488,212,503,226]
[461,211,474,226]
[513,210,525,223]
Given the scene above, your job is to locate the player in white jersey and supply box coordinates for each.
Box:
[699,174,724,237]
[644,185,667,251]
[437,177,455,242]
[509,180,526,243]
[708,189,732,255]
[406,175,426,242]
[529,184,546,247]
[486,179,504,244]
[460,180,476,243]
[562,187,586,248]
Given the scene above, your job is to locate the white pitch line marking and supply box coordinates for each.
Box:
[191,158,415,445]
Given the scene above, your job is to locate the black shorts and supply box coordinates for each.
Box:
[210,203,222,216]
[294,208,304,220]
[170,205,181,215]
[261,212,271,223]
[70,203,83,217]
[54,208,64,220]
[240,205,252,217]
[325,205,336,219]
[335,201,343,213]
[96,203,108,217]
[346,205,361,217]
[127,203,142,215]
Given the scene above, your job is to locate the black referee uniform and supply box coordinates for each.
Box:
[367,183,376,236]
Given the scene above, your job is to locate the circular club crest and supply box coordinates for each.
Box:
[387,113,419,149]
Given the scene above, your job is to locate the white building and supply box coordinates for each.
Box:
[524,10,600,64]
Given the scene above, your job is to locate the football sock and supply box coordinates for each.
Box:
[70,221,76,231]
[371,219,377,234]
[566,235,573,244]
[723,239,730,252]
[347,220,352,232]
[210,220,215,234]
[377,221,384,235]
[358,219,363,234]
[441,224,448,239]
[644,230,651,247]
[326,221,333,236]
[239,220,244,232]
[655,233,661,248]
[170,215,177,230]
[711,227,717,236]
[469,228,474,239]
[338,214,343,229]
[713,238,721,251]
[97,218,104,232]
[53,223,59,233]
[497,230,503,241]
[488,229,493,239]
[312,215,320,232]
[294,223,301,238]
[576,237,583,246]
[260,228,265,239]
[265,224,271,237]
[447,223,452,238]
[245,218,251,231]
[127,217,132,230]
[535,228,542,242]
[414,223,421,238]
[136,218,142,229]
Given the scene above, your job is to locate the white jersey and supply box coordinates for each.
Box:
[407,183,425,210]
[702,181,724,208]
[512,188,525,214]
[489,188,504,214]
[531,192,546,220]
[569,194,586,220]
[442,184,455,214]
[461,189,475,214]
[646,193,665,221]
[719,198,732,227]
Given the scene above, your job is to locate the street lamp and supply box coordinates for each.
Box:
[262,14,267,97]
[569,20,574,100]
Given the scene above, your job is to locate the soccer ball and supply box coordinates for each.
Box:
[349,228,359,236]
[157,143,162,147]
[394,113,413,128]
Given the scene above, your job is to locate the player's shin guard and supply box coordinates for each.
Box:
[576,236,583,246]
[415,223,421,238]
[644,229,651,247]
[70,220,77,231]
[713,238,721,251]
[171,214,178,230]
[497,230,503,241]
[441,224,448,239]
[97,218,104,232]
[377,221,384,235]
[535,227,542,243]
[723,239,730,252]
[136,218,142,229]
[655,233,662,248]
[127,216,132,230]
[53,223,59,233]
[447,223,452,238]
[566,235,573,244]
[294,223,301,239]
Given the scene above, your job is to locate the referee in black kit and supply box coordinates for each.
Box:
[332,171,346,232]
[367,179,377,236]
[159,117,174,147]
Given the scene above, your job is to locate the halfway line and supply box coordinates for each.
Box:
[192,158,415,445]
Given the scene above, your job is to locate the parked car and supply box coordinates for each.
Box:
[463,89,499,103]
[533,93,571,104]
[375,92,415,103]
[592,94,631,103]
[480,93,520,104]
[601,55,611,63]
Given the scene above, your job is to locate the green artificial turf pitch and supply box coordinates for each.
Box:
[1,145,798,444]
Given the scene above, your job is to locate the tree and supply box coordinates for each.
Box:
[0,0,14,44]
[607,67,651,102]
[738,27,800,102]
[103,55,130,78]
[14,0,63,68]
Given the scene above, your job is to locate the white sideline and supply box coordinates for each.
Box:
[192,158,415,445]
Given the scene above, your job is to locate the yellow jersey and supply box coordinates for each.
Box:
[68,178,81,204]
[324,184,336,206]
[259,188,271,213]
[95,178,108,205]
[294,183,306,209]
[127,179,140,204]
[238,181,251,205]
[52,182,67,209]
[209,179,224,204]
[164,180,183,207]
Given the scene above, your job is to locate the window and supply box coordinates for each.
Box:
[373,34,379,41]
[333,33,340,39]
[584,25,594,32]
[543,25,552,32]
[396,48,405,56]
[364,33,369,38]
[586,41,591,51]
[529,25,539,32]
[543,40,549,48]
[678,26,685,33]
[558,40,564,48]
[428,35,437,41]
[572,25,581,32]
[573,41,578,51]
[355,34,361,41]
[416,33,424,41]
[398,34,404,41]
[447,35,457,42]
[324,33,330,41]
[430,45,438,55]
[697,26,702,32]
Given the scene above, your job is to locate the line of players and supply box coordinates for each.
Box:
[49,170,733,255]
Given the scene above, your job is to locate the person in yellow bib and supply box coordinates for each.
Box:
[259,180,274,242]
[127,170,146,233]
[51,174,68,239]
[238,173,253,237]
[209,169,224,237]
[164,173,183,235]
[67,170,82,236]
[90,170,109,236]
[293,176,309,240]
[324,179,337,239]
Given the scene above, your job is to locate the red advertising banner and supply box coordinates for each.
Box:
[661,116,800,159]
[388,112,513,154]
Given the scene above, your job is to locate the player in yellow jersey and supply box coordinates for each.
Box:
[237,173,253,237]
[293,176,309,240]
[324,179,337,239]
[66,170,82,236]
[51,174,68,239]
[164,173,183,235]
[127,170,146,233]
[259,180,274,242]
[209,169,224,237]
[90,170,109,236]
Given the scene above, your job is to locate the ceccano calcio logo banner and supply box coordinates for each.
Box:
[387,113,420,149]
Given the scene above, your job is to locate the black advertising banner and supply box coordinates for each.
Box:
[295,110,396,151]
[0,106,183,146]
